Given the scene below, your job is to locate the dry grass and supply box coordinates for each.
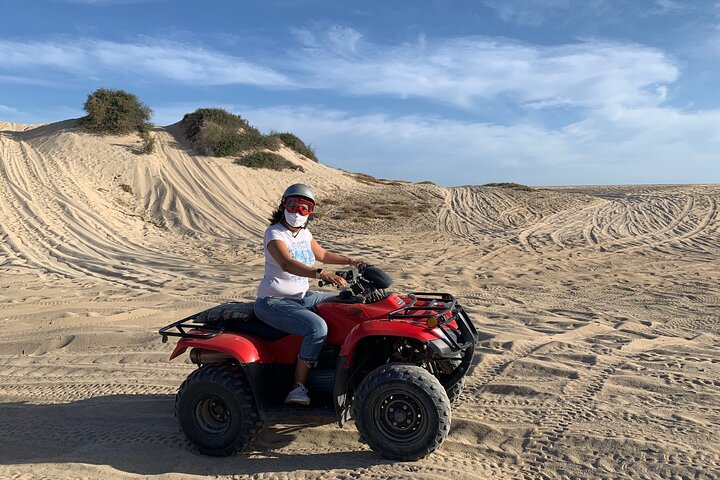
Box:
[348,172,407,187]
[315,191,435,226]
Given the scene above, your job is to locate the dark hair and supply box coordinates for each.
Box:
[269,204,284,225]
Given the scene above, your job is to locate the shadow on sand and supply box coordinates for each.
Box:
[0,394,389,476]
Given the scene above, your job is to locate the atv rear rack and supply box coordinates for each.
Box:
[389,293,478,351]
[159,313,223,343]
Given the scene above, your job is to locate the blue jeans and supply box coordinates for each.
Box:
[254,292,335,363]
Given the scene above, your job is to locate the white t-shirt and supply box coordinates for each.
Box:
[257,223,315,299]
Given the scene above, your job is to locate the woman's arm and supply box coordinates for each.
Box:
[267,240,346,286]
[311,239,368,266]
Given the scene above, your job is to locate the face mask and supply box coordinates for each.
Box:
[284,210,308,228]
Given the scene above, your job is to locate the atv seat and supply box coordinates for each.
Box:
[194,302,288,342]
[225,316,288,342]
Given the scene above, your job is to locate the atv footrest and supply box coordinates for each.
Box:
[260,405,337,425]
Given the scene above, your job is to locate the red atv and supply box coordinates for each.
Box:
[159,264,477,461]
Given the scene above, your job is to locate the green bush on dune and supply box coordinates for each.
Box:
[268,131,318,162]
[79,88,153,135]
[234,151,304,172]
[79,88,155,154]
[182,108,279,156]
[181,108,319,170]
[137,122,156,154]
[79,99,317,163]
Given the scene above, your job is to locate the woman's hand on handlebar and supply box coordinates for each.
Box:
[349,258,371,267]
[319,270,347,287]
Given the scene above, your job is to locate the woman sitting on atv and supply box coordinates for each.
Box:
[254,183,366,405]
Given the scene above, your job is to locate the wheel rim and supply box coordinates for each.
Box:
[194,394,231,436]
[374,391,428,444]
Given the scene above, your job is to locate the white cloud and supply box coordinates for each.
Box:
[0,104,20,114]
[481,0,698,25]
[0,74,66,87]
[293,24,364,53]
[288,30,678,110]
[654,0,685,13]
[481,0,574,26]
[0,32,678,112]
[242,105,720,186]
[0,39,292,87]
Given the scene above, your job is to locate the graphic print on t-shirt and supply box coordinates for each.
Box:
[290,244,314,266]
[289,242,314,283]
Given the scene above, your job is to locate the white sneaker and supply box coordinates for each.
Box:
[284,383,311,406]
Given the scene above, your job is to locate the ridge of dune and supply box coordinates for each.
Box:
[1,119,720,479]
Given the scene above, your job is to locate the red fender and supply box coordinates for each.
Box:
[169,332,270,363]
[339,320,441,367]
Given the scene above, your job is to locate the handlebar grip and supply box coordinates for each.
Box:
[318,280,328,287]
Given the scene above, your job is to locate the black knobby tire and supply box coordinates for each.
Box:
[175,363,263,456]
[446,376,466,405]
[354,364,451,461]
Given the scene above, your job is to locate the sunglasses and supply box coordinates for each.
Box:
[284,196,315,215]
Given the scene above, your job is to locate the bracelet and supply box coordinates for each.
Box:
[347,257,354,265]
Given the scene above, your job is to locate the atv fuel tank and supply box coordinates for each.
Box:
[316,294,407,344]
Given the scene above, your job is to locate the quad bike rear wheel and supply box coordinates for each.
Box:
[175,363,263,456]
[354,364,451,461]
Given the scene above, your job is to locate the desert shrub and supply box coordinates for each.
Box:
[483,182,532,191]
[234,151,304,172]
[79,88,153,135]
[196,121,242,156]
[269,131,318,162]
[119,183,133,194]
[182,108,278,156]
[137,123,156,154]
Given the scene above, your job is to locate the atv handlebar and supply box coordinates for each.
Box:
[317,263,392,302]
[318,265,363,288]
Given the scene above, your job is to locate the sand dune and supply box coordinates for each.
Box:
[0,121,719,479]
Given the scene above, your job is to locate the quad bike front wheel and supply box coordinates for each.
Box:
[175,363,263,456]
[446,376,466,405]
[354,364,451,461]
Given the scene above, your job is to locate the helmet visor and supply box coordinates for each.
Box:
[284,196,315,215]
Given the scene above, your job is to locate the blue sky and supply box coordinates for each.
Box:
[1,0,719,186]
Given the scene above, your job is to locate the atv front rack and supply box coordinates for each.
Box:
[389,293,478,351]
[389,292,456,321]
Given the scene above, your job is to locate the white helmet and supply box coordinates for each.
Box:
[282,183,315,203]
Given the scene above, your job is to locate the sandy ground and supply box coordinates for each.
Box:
[0,120,719,479]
